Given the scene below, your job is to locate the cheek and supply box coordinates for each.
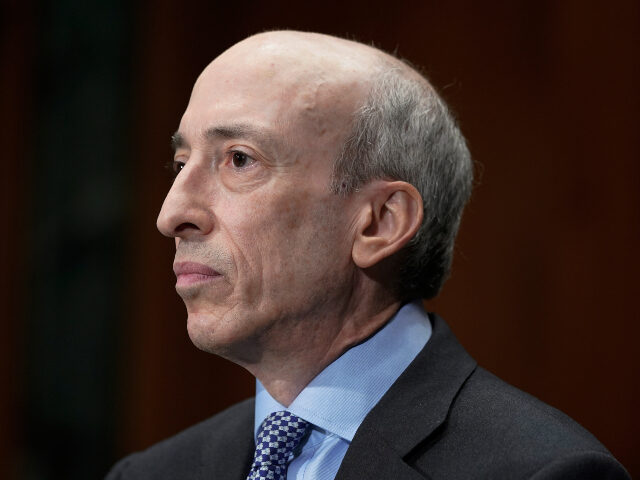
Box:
[269,193,350,278]
[224,190,349,288]
[217,195,292,286]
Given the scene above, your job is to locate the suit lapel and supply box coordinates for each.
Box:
[336,314,477,479]
[201,398,255,480]
[335,432,427,480]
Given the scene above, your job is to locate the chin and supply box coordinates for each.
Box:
[186,311,225,353]
[185,310,262,364]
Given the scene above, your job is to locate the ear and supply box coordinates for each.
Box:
[352,181,424,269]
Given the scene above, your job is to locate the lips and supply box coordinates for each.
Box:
[173,261,221,287]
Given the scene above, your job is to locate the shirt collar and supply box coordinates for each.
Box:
[254,300,432,442]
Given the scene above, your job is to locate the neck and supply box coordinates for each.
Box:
[244,296,401,406]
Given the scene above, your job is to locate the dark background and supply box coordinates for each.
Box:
[2,1,638,478]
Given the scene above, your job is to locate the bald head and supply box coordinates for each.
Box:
[217,30,386,73]
[165,31,471,317]
[158,30,471,392]
[186,31,400,161]
[200,30,394,97]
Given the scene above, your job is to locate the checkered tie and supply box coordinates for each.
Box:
[246,411,310,480]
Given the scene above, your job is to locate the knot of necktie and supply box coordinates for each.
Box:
[246,411,310,480]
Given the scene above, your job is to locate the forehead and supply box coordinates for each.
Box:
[178,36,373,154]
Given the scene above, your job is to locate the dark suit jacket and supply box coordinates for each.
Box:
[106,314,630,479]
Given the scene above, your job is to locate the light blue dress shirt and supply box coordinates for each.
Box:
[254,300,432,480]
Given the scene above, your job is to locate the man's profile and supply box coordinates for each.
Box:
[107,31,629,479]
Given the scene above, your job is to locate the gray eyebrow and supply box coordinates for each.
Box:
[204,123,277,148]
[171,123,278,153]
[170,131,186,152]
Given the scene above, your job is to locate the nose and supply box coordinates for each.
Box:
[156,162,215,240]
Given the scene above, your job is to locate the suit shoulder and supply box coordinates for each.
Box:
[423,367,629,478]
[528,450,631,479]
[461,368,606,450]
[105,398,255,479]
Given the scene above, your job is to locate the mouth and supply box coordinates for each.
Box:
[173,261,222,287]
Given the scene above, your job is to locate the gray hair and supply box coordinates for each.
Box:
[330,65,473,300]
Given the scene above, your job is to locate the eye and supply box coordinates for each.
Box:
[231,151,255,169]
[172,160,185,174]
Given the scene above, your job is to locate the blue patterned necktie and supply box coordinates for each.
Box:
[246,411,310,480]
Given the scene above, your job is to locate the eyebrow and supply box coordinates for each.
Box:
[170,123,278,153]
[170,132,186,151]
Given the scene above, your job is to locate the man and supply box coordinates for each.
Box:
[107,31,629,479]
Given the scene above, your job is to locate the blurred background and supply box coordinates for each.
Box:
[1,0,638,478]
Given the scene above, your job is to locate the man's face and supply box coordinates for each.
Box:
[157,39,364,363]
